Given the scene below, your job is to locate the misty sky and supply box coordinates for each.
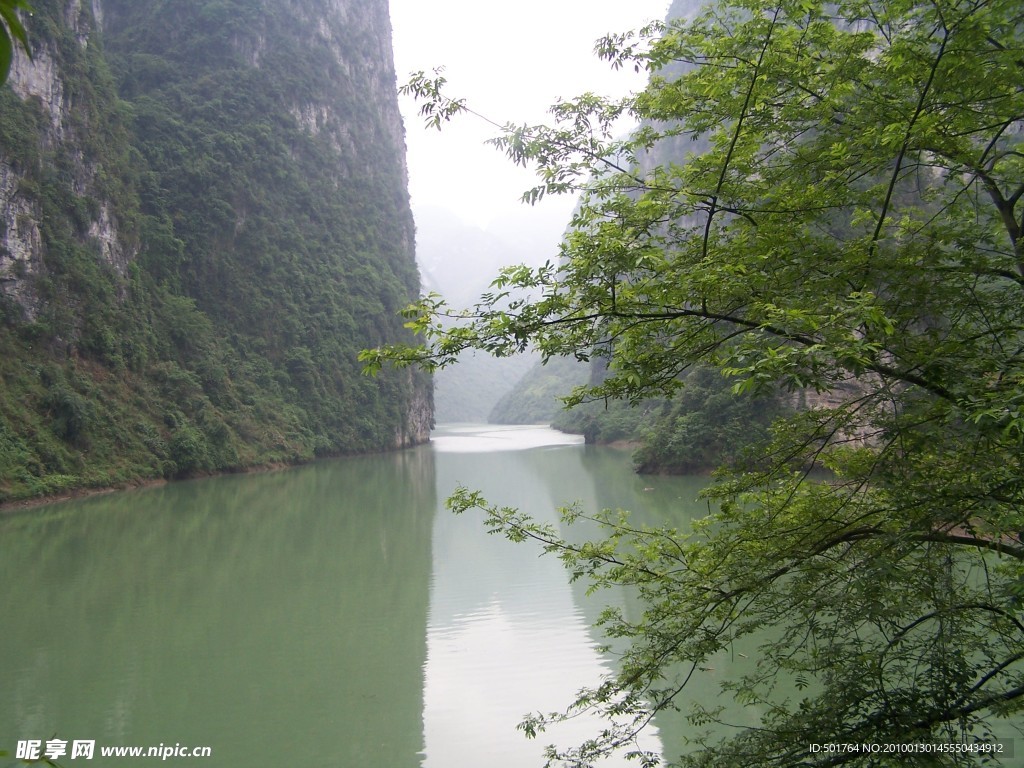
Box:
[388,0,669,242]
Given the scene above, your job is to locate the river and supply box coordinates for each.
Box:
[2,424,724,765]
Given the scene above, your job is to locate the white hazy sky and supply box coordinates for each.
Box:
[388,0,669,239]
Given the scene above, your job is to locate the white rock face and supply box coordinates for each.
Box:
[9,47,65,139]
[0,163,44,319]
[89,202,131,277]
[1,0,134,316]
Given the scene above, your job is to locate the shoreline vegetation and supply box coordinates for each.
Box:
[0,440,434,515]
[0,457,317,515]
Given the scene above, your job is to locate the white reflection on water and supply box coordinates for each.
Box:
[422,424,659,767]
[430,424,585,453]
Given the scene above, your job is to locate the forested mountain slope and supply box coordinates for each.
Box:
[0,0,431,503]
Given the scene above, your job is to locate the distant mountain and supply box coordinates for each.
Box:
[414,206,558,423]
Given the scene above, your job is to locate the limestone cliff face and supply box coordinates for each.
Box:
[0,161,44,318]
[99,0,419,286]
[2,0,421,282]
[1,0,132,321]
[291,0,418,312]
[396,376,434,449]
[286,0,409,172]
[0,0,430,502]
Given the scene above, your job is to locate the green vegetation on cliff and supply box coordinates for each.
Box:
[0,0,429,504]
[488,355,588,425]
[492,352,786,474]
[0,0,30,82]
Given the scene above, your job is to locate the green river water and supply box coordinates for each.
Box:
[2,425,718,766]
[7,424,1012,766]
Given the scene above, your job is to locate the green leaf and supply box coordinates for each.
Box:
[0,26,12,83]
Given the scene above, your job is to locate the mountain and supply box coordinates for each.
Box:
[415,206,547,423]
[0,0,431,503]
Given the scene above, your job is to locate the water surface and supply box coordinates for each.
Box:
[1,424,709,765]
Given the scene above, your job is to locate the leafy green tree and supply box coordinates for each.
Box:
[0,0,30,83]
[366,0,1024,764]
[629,365,789,474]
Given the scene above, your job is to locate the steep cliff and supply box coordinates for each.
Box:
[0,0,431,503]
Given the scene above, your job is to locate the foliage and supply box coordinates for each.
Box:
[368,0,1024,764]
[550,390,657,445]
[530,362,788,472]
[629,366,789,473]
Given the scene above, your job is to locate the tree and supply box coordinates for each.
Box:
[0,0,30,84]
[365,0,1024,763]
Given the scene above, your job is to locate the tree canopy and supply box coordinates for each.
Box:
[366,0,1024,763]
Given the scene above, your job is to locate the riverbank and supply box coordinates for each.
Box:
[0,476,169,516]
[0,441,431,515]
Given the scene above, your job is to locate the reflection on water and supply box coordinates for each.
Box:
[430,423,585,453]
[0,450,436,767]
[425,424,656,766]
[1,423,715,766]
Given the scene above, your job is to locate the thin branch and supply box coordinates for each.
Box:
[702,7,781,261]
[867,26,949,263]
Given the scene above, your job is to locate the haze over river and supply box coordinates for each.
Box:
[1,425,725,766]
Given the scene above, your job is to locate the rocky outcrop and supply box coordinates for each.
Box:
[0,161,43,319]
[2,26,65,319]
[9,47,65,138]
[396,376,435,448]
